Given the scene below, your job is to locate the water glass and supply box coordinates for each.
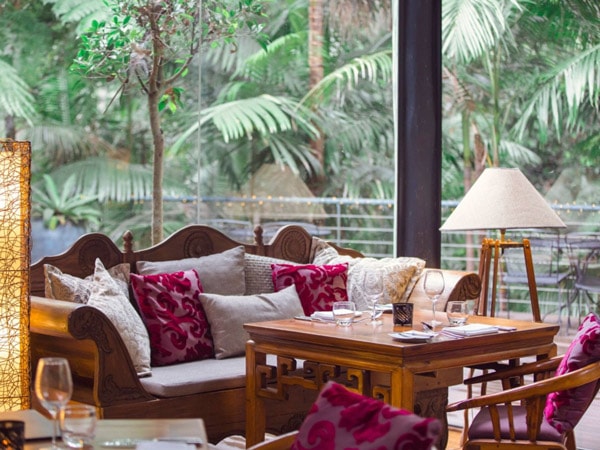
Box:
[446,301,468,326]
[60,405,96,448]
[332,301,356,326]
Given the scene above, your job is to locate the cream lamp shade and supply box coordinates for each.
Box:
[440,168,566,232]
[0,140,31,411]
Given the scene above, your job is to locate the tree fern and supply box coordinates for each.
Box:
[0,60,36,125]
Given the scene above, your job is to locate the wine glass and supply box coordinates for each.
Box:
[35,357,73,449]
[423,269,445,328]
[363,268,384,324]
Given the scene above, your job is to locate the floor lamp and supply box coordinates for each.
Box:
[440,168,566,322]
[0,140,31,411]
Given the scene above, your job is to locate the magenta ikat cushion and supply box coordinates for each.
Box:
[271,263,349,316]
[291,381,441,450]
[131,269,214,366]
[544,312,600,433]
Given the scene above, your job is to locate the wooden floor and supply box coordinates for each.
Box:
[445,313,599,450]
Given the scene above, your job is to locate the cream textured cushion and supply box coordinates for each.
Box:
[313,243,425,310]
[87,258,152,376]
[44,262,130,303]
[136,245,245,295]
[199,285,303,359]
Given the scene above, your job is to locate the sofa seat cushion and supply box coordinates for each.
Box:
[140,355,283,398]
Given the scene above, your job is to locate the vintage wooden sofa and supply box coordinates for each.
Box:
[29,224,481,443]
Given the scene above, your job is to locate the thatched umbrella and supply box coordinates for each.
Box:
[221,164,327,226]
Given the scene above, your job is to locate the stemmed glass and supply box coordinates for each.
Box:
[423,269,445,328]
[35,357,73,449]
[363,268,384,324]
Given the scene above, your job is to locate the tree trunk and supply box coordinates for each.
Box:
[308,0,326,192]
[147,6,165,245]
[148,90,164,245]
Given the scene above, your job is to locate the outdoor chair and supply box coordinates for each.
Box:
[502,235,571,321]
[564,232,600,330]
[447,313,600,450]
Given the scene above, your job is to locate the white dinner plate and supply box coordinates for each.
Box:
[388,331,435,343]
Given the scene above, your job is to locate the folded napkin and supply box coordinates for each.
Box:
[311,310,362,321]
[397,330,435,338]
[311,311,335,321]
[442,323,498,336]
[136,442,196,450]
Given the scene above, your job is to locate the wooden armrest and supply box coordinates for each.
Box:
[30,295,81,337]
[448,360,600,412]
[465,356,562,385]
[30,295,153,408]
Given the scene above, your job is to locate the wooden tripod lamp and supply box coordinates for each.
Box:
[440,168,566,322]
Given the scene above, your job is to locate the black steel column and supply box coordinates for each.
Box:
[395,0,442,267]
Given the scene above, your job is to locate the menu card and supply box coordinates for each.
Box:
[442,323,498,336]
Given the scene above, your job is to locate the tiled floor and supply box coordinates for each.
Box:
[446,313,598,450]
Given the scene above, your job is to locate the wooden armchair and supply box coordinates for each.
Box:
[447,356,600,450]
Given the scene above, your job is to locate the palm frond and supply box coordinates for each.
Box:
[0,60,36,124]
[299,50,392,108]
[50,157,187,203]
[442,0,520,63]
[201,95,320,143]
[42,0,111,33]
[234,31,308,81]
[513,43,600,140]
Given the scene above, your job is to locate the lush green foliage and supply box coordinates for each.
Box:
[1,0,599,243]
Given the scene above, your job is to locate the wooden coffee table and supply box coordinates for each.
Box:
[244,311,559,448]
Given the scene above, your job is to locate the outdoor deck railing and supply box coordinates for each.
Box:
[187,196,600,321]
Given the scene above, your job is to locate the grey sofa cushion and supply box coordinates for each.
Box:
[199,285,304,359]
[136,246,246,295]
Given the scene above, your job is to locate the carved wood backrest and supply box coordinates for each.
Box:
[30,224,361,297]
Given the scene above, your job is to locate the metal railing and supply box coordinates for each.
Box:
[192,196,600,321]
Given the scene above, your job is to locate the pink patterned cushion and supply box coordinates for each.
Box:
[131,269,214,366]
[544,313,600,433]
[271,263,348,316]
[291,381,441,450]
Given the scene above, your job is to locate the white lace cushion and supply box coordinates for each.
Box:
[313,243,425,311]
[44,262,131,303]
[87,258,152,376]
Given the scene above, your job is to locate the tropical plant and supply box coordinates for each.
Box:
[64,0,267,244]
[32,174,101,230]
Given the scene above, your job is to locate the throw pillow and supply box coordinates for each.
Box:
[544,312,600,433]
[244,253,294,295]
[136,245,246,295]
[130,269,214,366]
[44,262,131,303]
[199,285,303,359]
[313,242,425,310]
[87,258,152,376]
[271,263,349,316]
[291,381,441,450]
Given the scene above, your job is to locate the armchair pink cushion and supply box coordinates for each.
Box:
[131,269,214,366]
[544,312,600,432]
[271,263,348,316]
[291,381,441,450]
